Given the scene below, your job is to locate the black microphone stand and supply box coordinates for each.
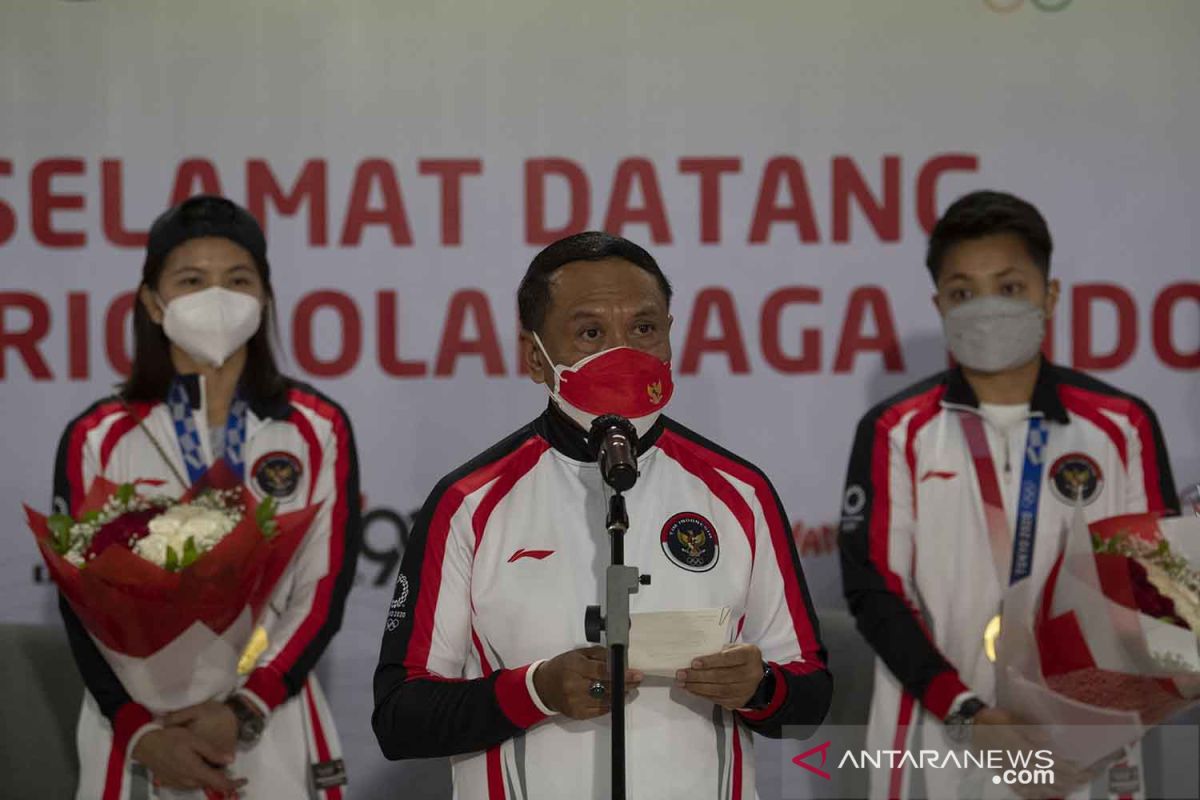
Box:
[585,418,650,800]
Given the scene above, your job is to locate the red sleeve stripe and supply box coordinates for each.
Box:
[67,401,122,514]
[244,667,288,709]
[737,661,788,722]
[657,432,756,559]
[405,437,547,675]
[921,669,969,720]
[1059,385,1167,510]
[472,439,551,553]
[493,664,549,729]
[777,659,826,678]
[267,391,348,682]
[288,406,324,505]
[663,431,823,669]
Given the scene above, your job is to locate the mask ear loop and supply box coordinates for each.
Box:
[531,331,561,393]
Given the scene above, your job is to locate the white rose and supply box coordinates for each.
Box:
[147,513,182,539]
[134,533,171,567]
[179,513,224,550]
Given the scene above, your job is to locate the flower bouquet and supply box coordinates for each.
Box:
[24,461,321,715]
[995,508,1200,767]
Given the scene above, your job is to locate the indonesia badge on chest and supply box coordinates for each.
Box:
[661,512,719,572]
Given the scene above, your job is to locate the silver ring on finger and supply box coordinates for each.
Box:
[588,680,607,699]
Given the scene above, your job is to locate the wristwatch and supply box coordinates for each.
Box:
[225,694,266,746]
[943,697,986,744]
[744,662,775,710]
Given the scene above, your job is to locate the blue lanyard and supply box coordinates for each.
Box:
[1008,417,1048,584]
[167,378,249,485]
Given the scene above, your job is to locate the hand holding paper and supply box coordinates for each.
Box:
[625,608,764,710]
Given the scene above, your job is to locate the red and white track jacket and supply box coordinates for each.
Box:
[374,405,832,800]
[53,375,360,800]
[839,362,1178,799]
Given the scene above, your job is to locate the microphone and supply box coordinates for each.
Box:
[589,415,640,492]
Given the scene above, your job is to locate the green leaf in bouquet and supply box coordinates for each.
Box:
[256,496,279,539]
[181,536,199,569]
[47,514,75,555]
[165,545,179,572]
[115,483,135,506]
[80,510,101,524]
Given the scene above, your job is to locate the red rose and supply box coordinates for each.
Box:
[85,509,158,560]
[1127,558,1190,630]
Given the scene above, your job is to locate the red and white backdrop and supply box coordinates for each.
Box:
[2,0,1197,796]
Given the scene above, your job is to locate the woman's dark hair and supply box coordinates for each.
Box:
[121,195,288,406]
[925,190,1053,283]
[517,231,673,332]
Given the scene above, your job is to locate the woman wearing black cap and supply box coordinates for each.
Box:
[52,195,359,799]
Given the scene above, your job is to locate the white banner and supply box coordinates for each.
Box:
[2,1,1197,796]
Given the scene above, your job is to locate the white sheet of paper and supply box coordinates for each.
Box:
[627,607,732,677]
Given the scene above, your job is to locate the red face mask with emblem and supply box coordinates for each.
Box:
[533,332,674,437]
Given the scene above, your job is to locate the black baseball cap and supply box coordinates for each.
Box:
[146,195,269,278]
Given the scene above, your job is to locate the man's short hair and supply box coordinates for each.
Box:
[925,190,1053,283]
[517,231,674,332]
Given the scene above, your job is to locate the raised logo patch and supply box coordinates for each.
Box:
[252,451,303,500]
[661,512,719,572]
[386,573,410,632]
[1049,452,1104,505]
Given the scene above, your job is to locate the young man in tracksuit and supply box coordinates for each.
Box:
[374,232,832,799]
[839,190,1179,800]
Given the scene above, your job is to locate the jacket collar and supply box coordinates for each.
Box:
[532,401,665,462]
[942,358,1070,424]
[174,373,291,422]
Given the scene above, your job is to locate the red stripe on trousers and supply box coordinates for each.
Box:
[888,693,915,800]
[102,704,151,800]
[304,683,343,800]
[731,722,743,800]
[472,629,507,800]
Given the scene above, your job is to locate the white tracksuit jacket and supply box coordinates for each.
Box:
[839,362,1178,800]
[373,405,833,800]
[53,374,360,800]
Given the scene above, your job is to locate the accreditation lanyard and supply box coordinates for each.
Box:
[167,378,249,484]
[958,412,1048,586]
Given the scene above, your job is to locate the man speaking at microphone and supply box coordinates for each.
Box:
[373,232,831,798]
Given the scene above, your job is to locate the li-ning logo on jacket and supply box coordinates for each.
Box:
[508,548,555,563]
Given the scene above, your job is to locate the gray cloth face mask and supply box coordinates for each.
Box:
[941,295,1046,372]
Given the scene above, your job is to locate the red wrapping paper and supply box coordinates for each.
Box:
[24,462,321,658]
